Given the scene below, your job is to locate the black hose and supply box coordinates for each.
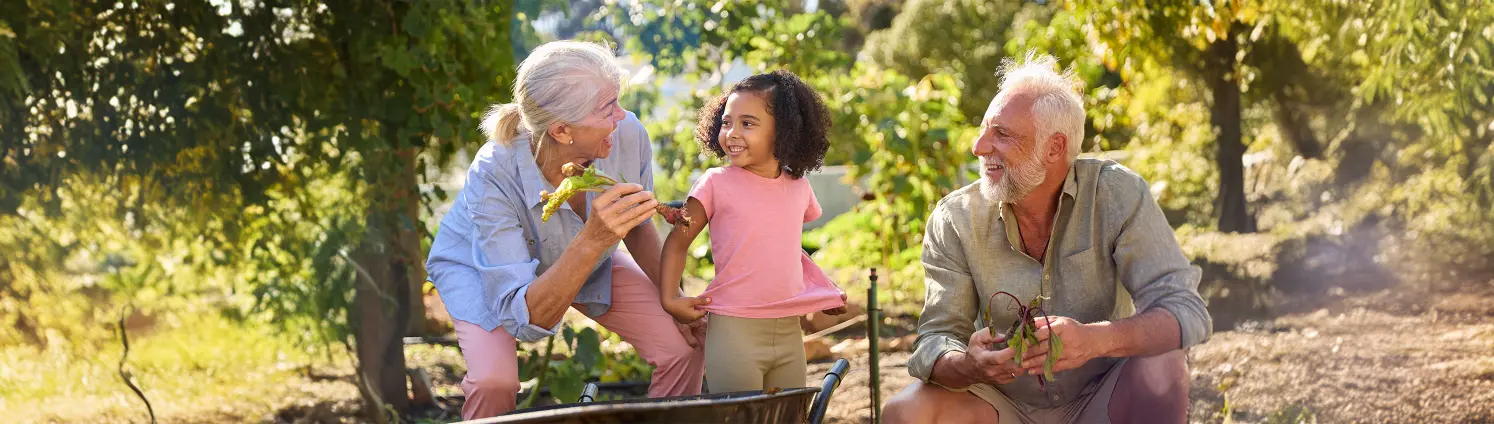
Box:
[807,358,851,424]
[117,308,156,424]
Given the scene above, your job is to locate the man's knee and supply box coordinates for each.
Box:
[1129,349,1189,393]
[1110,349,1189,423]
[882,385,934,424]
[883,381,996,424]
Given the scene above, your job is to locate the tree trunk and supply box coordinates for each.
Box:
[1271,93,1324,160]
[350,146,426,417]
[352,238,412,416]
[1463,114,1493,207]
[394,148,428,337]
[1207,35,1256,233]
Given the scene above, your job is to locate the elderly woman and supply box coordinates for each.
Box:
[426,41,706,419]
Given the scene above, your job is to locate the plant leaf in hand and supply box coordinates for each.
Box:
[986,291,1063,391]
[539,163,617,222]
[537,163,694,228]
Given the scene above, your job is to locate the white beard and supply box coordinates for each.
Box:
[979,145,1046,204]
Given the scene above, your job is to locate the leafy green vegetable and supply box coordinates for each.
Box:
[988,292,1063,391]
[538,163,693,227]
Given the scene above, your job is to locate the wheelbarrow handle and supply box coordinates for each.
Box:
[808,358,852,424]
[579,383,599,403]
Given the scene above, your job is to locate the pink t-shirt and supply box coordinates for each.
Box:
[688,166,846,318]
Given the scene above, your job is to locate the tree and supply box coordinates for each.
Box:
[1,0,515,417]
[861,0,1026,124]
[1071,0,1277,232]
[1073,0,1494,264]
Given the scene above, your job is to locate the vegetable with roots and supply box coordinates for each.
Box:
[539,162,694,228]
[984,291,1064,390]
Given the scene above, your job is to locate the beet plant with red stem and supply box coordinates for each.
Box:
[984,291,1064,390]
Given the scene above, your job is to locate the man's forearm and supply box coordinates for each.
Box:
[1094,307,1182,358]
[928,351,979,389]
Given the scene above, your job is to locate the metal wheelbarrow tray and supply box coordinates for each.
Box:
[467,358,850,424]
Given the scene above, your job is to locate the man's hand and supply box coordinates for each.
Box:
[1018,316,1108,375]
[966,327,1027,385]
[662,295,711,324]
[929,327,1025,389]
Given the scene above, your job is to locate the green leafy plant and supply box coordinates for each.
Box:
[515,325,652,407]
[538,163,692,227]
[984,291,1064,388]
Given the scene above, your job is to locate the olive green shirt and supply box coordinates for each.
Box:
[907,159,1212,407]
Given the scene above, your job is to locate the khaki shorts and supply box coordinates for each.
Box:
[965,358,1126,424]
[703,314,807,393]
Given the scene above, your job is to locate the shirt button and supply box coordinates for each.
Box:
[527,239,535,246]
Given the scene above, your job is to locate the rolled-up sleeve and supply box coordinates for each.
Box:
[908,204,980,383]
[465,170,561,342]
[1108,172,1213,349]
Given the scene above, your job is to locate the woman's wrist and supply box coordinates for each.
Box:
[579,222,620,248]
[568,229,613,261]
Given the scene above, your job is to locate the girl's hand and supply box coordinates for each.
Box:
[662,296,711,324]
[821,291,849,315]
[582,183,657,246]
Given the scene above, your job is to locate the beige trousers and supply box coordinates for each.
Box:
[965,357,1127,424]
[703,314,808,393]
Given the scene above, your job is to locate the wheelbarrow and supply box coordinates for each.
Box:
[463,358,851,424]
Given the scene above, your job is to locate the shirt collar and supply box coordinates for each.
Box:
[515,140,551,210]
[997,162,1080,222]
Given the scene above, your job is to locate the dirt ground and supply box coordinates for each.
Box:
[20,277,1491,423]
[809,280,1494,424]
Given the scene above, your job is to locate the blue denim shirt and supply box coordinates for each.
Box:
[426,111,654,342]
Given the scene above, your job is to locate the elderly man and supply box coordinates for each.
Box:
[881,52,1212,424]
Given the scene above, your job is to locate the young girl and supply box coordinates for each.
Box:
[658,70,847,393]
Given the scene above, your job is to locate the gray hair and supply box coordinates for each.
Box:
[481,40,628,147]
[996,50,1086,163]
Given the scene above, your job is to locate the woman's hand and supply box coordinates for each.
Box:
[676,317,708,348]
[581,183,658,246]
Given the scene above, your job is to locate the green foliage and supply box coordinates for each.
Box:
[611,0,841,77]
[862,0,1026,124]
[2,312,311,422]
[515,325,652,406]
[0,0,518,355]
[616,1,977,289]
[815,66,978,293]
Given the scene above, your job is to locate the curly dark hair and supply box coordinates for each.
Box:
[694,70,831,179]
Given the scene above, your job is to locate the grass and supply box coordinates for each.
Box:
[0,312,343,423]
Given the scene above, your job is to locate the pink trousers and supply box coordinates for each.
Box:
[451,251,706,420]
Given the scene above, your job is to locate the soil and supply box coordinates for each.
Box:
[27,277,1492,424]
[809,279,1494,424]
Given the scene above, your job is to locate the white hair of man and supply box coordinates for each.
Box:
[995,50,1086,163]
[481,40,628,148]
